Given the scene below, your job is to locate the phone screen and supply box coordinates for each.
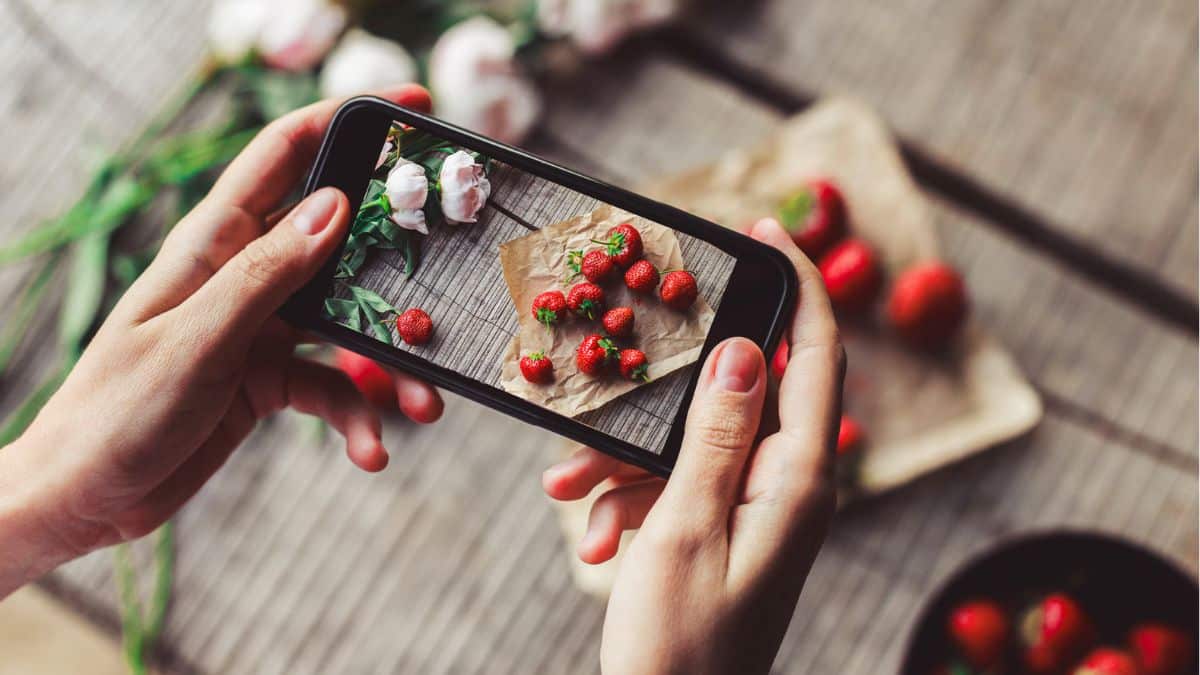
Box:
[322,120,738,456]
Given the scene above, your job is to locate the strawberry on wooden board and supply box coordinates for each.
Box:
[771,340,789,379]
[532,290,568,329]
[818,238,882,311]
[1073,648,1141,675]
[1128,623,1193,675]
[836,415,865,456]
[602,307,635,337]
[1021,593,1095,674]
[334,349,396,409]
[567,282,606,320]
[778,178,846,258]
[576,334,618,375]
[396,308,433,345]
[888,261,969,348]
[948,600,1008,669]
[660,270,698,310]
[519,351,554,383]
[595,222,643,268]
[619,348,650,382]
[581,248,617,283]
[624,259,659,294]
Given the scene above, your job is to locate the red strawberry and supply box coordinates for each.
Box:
[624,259,660,294]
[602,307,635,337]
[567,282,606,320]
[1074,648,1140,675]
[396,308,433,345]
[836,415,865,456]
[576,334,618,375]
[519,351,554,383]
[1128,623,1192,675]
[595,222,643,268]
[660,270,698,310]
[888,261,969,348]
[818,238,882,311]
[581,249,616,283]
[771,340,789,379]
[948,600,1008,669]
[334,349,396,409]
[619,349,650,382]
[1021,593,1095,674]
[532,290,568,329]
[779,178,846,258]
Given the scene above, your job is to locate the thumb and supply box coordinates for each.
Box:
[658,337,767,532]
[181,187,350,344]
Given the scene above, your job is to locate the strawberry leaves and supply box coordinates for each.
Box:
[564,248,584,282]
[323,285,401,345]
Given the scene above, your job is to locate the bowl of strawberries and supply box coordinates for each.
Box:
[901,531,1197,675]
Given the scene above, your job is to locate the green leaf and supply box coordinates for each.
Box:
[349,285,399,314]
[59,232,110,360]
[0,365,68,445]
[0,255,60,375]
[323,297,359,321]
[778,190,814,230]
[357,298,394,344]
[245,70,319,121]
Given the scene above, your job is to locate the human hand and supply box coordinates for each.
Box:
[543,218,844,675]
[0,86,441,595]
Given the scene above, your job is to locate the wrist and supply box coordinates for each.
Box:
[0,430,77,597]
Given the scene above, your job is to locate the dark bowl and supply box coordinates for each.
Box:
[900,530,1198,674]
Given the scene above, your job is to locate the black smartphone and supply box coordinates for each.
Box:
[282,96,797,477]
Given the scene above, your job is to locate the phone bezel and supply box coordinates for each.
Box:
[282,96,798,477]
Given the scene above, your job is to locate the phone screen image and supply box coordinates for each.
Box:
[322,121,737,456]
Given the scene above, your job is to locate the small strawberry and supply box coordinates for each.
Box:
[818,238,882,311]
[948,600,1008,669]
[779,178,847,258]
[1128,623,1193,675]
[1074,648,1140,675]
[594,222,643,268]
[660,270,698,310]
[519,351,554,384]
[836,415,865,456]
[334,349,396,409]
[1021,593,1095,674]
[581,249,617,283]
[396,308,433,345]
[624,259,660,294]
[532,290,568,329]
[567,282,606,320]
[576,334,618,375]
[771,340,789,379]
[602,307,635,337]
[619,349,650,382]
[888,261,969,348]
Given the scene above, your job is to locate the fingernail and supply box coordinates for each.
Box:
[713,339,761,392]
[292,188,340,235]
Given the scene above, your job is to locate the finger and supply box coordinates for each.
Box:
[657,337,766,531]
[386,367,444,424]
[578,480,665,564]
[285,357,388,472]
[542,446,653,501]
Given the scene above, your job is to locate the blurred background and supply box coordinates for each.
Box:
[0,1,1195,673]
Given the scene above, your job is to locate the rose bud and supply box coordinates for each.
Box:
[537,0,680,54]
[385,159,430,234]
[319,28,418,99]
[256,0,347,72]
[428,17,541,144]
[439,150,491,224]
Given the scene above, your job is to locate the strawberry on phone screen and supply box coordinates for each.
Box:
[396,308,433,345]
[596,222,643,268]
[660,270,698,310]
[602,307,635,337]
[532,290,568,328]
[567,282,606,320]
[624,259,659,294]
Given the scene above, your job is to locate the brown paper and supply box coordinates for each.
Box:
[497,204,715,417]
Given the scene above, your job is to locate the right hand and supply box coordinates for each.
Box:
[543,217,844,675]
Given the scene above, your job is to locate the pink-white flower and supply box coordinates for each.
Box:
[438,151,491,224]
[207,0,269,64]
[537,0,679,54]
[428,17,541,144]
[208,0,346,71]
[385,160,429,234]
[320,29,418,98]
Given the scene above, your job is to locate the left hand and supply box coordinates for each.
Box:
[0,85,441,596]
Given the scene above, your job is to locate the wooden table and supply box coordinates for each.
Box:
[2,1,1196,673]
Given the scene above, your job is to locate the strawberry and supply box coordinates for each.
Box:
[581,249,616,283]
[836,415,865,456]
[660,270,698,310]
[1128,623,1192,675]
[567,282,606,320]
[602,307,635,337]
[771,340,789,379]
[948,600,1008,669]
[619,349,651,382]
[624,259,659,294]
[779,178,846,258]
[595,222,643,268]
[1074,648,1140,675]
[888,261,969,348]
[1021,593,1095,674]
[396,308,433,345]
[576,334,618,375]
[532,290,568,329]
[519,351,554,383]
[334,349,396,409]
[818,238,882,311]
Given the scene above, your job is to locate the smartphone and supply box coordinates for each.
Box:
[282,96,797,476]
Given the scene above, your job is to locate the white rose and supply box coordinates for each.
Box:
[257,0,347,72]
[208,0,269,64]
[385,160,430,234]
[428,17,542,144]
[537,0,679,54]
[320,29,418,99]
[438,151,491,224]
